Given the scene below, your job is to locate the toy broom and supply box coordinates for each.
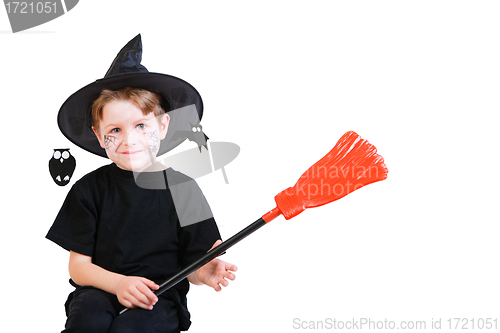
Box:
[120,130,388,314]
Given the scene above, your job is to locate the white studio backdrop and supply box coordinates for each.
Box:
[1,1,499,332]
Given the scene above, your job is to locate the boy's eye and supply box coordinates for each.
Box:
[137,124,145,129]
[111,128,121,134]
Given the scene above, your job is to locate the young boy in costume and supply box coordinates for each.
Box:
[47,35,236,332]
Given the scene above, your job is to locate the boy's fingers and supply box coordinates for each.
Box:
[134,278,159,299]
[129,295,154,310]
[136,282,159,304]
[225,262,237,273]
[141,277,160,290]
[120,298,133,309]
[123,283,156,310]
[209,239,223,251]
[118,277,160,310]
[128,286,151,307]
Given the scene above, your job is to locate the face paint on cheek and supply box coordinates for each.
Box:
[145,130,159,153]
[103,135,117,149]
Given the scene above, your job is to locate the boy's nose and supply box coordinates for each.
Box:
[123,131,138,146]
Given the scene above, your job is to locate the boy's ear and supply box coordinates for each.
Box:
[159,114,170,140]
[92,127,106,149]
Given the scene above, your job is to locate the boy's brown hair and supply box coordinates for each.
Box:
[91,87,165,133]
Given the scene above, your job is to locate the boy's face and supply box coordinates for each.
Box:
[92,100,169,171]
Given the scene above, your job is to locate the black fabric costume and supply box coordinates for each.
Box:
[46,163,221,331]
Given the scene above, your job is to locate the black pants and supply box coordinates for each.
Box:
[63,287,180,333]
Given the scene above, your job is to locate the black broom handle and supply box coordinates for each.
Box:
[120,217,267,315]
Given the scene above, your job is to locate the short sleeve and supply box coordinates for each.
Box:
[46,184,98,256]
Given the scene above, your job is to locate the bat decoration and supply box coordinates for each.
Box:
[167,104,209,152]
[49,149,76,186]
[171,122,209,152]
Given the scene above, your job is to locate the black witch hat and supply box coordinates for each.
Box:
[57,34,207,158]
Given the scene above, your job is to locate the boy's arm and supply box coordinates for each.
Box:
[68,251,159,310]
[187,240,237,291]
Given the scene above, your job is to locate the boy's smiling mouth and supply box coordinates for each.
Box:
[121,150,142,155]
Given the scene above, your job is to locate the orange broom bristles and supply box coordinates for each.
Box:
[274,131,388,220]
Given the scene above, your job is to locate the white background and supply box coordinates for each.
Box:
[1,1,499,332]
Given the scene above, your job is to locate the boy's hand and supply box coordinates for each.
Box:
[115,276,159,310]
[191,240,238,291]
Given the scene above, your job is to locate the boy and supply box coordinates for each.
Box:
[47,35,236,332]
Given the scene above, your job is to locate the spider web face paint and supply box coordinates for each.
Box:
[103,135,117,149]
[145,130,160,154]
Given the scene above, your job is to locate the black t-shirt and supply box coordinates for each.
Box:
[46,163,221,294]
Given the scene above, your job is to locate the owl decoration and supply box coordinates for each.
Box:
[49,149,76,186]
